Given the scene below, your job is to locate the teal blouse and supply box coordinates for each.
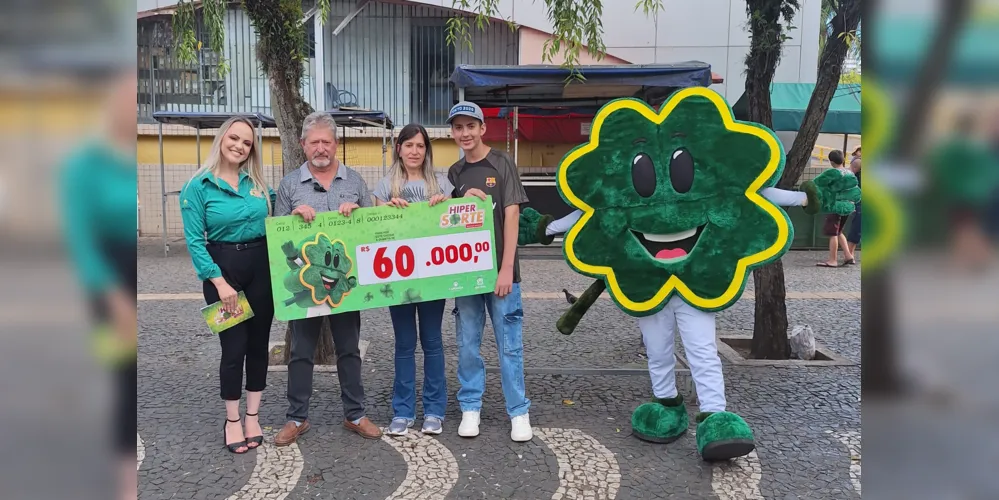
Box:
[180,170,275,281]
[59,141,137,294]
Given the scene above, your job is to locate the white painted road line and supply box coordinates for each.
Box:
[833,430,861,495]
[136,433,144,471]
[381,431,459,500]
[226,432,303,500]
[709,448,763,500]
[534,427,621,500]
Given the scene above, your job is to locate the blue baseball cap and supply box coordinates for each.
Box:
[447,101,484,124]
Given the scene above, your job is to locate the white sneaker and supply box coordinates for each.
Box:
[458,411,480,437]
[510,413,533,442]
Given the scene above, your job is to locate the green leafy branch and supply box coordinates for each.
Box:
[744,0,800,69]
[172,0,228,78]
[172,1,199,66]
[445,0,664,84]
[173,0,331,80]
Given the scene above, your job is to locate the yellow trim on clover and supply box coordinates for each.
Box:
[557,87,790,313]
[856,176,902,270]
[862,78,892,163]
[298,232,355,308]
[853,77,904,270]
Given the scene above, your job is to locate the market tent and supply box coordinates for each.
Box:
[450,62,719,225]
[479,106,595,143]
[452,63,719,144]
[450,62,716,108]
[875,17,999,86]
[732,83,861,134]
[150,112,277,129]
[320,108,393,129]
[151,109,393,129]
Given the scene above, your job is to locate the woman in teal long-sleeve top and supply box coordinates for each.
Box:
[58,69,139,500]
[180,116,275,454]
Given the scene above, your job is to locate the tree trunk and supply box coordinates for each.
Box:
[269,72,311,172]
[268,71,337,366]
[744,0,793,359]
[890,0,970,156]
[751,261,791,359]
[243,0,336,365]
[780,0,861,189]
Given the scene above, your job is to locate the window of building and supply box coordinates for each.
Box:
[410,23,455,126]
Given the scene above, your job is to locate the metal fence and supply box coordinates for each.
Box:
[137,0,519,126]
[138,7,321,122]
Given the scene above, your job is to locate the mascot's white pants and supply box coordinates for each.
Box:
[637,296,726,413]
[546,186,810,414]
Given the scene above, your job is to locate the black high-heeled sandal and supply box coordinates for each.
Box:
[244,412,263,449]
[223,418,248,454]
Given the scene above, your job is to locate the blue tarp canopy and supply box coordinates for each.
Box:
[151,109,392,129]
[449,63,714,107]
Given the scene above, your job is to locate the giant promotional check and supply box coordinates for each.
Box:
[265,196,497,321]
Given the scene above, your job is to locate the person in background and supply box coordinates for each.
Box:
[273,111,382,445]
[986,115,999,241]
[59,69,138,500]
[446,101,533,442]
[180,116,276,454]
[927,112,999,269]
[817,150,856,267]
[846,155,862,259]
[372,123,454,436]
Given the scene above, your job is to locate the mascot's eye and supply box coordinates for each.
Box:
[333,253,341,268]
[324,251,332,266]
[669,148,694,193]
[631,153,656,197]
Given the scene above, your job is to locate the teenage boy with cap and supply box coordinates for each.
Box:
[446,101,533,442]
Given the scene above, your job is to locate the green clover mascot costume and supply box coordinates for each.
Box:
[518,87,859,461]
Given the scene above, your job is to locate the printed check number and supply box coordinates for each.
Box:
[355,230,494,285]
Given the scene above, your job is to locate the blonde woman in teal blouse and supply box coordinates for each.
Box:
[180,116,275,454]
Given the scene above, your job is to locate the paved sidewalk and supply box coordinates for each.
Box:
[138,245,860,499]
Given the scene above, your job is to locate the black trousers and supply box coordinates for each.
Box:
[203,239,275,401]
[286,311,365,422]
[88,240,137,455]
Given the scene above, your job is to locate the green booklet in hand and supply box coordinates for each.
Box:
[201,291,254,334]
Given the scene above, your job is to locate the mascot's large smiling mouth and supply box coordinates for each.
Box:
[320,274,339,290]
[630,225,705,262]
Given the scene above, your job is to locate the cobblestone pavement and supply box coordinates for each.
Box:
[138,241,860,499]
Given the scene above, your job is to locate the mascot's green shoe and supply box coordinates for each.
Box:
[631,395,689,444]
[695,411,755,461]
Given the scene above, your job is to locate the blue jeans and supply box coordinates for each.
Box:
[847,202,862,244]
[389,300,447,421]
[453,283,530,418]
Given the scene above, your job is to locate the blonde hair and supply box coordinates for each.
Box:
[389,123,440,200]
[189,116,271,214]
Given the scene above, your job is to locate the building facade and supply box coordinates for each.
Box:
[136,0,821,237]
[138,0,820,123]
